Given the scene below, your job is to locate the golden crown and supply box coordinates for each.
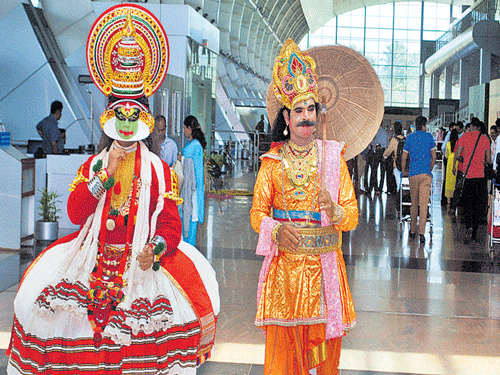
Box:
[272,39,319,110]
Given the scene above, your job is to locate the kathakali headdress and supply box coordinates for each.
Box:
[86,4,169,141]
[271,39,319,111]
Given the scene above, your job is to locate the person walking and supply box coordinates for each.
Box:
[180,115,206,246]
[444,129,459,214]
[401,115,436,243]
[453,119,491,243]
[383,120,406,193]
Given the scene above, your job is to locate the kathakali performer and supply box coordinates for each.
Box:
[250,39,358,375]
[7,4,218,374]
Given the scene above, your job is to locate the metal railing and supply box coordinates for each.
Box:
[435,0,493,51]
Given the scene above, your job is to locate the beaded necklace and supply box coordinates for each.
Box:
[280,140,319,228]
[88,143,142,340]
[282,140,317,191]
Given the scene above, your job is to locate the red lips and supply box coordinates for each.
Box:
[119,130,133,136]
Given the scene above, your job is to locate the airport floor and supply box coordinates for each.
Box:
[2,159,500,375]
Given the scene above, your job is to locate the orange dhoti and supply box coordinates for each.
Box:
[264,325,342,375]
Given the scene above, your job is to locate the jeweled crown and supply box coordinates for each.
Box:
[272,39,319,110]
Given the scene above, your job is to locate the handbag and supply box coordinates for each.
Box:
[484,162,495,180]
[451,171,465,209]
[451,133,482,209]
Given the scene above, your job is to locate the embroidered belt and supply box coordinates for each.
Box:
[272,209,321,222]
[102,244,126,260]
[279,225,339,255]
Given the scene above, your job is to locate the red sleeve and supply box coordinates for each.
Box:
[151,160,182,255]
[67,155,100,226]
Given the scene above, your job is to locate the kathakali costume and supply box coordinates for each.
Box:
[250,39,358,375]
[7,4,219,374]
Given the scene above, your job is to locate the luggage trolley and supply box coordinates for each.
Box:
[399,175,433,238]
[487,181,500,259]
[399,175,411,225]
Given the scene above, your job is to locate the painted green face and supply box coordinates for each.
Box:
[114,107,140,140]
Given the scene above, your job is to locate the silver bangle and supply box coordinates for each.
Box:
[150,235,166,249]
[88,175,105,199]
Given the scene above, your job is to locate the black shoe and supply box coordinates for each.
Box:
[419,234,425,243]
[409,232,416,240]
[464,228,473,244]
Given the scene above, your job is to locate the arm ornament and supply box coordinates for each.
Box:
[271,222,281,244]
[149,235,172,271]
[69,166,89,192]
[164,191,183,205]
[88,175,106,199]
[330,203,345,225]
[164,168,184,205]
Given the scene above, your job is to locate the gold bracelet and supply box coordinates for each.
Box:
[331,204,345,224]
[271,223,281,243]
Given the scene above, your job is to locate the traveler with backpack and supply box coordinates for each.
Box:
[402,116,436,244]
[383,120,406,193]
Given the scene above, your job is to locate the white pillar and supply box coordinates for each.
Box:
[480,48,491,84]
[431,72,440,98]
[459,58,469,107]
[444,65,453,99]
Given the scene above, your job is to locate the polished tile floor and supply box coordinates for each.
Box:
[2,160,500,375]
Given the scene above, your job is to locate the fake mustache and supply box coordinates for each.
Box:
[297,120,316,127]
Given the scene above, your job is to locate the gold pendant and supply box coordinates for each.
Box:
[292,189,308,201]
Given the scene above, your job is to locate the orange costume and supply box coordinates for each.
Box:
[250,39,358,375]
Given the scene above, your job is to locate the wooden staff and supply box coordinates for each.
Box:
[321,96,327,190]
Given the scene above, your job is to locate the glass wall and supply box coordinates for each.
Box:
[300,1,462,108]
[185,38,217,149]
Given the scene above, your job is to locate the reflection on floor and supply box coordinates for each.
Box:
[1,160,500,375]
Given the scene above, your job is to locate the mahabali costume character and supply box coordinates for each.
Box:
[7,4,219,374]
[250,39,358,375]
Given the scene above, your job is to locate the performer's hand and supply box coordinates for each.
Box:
[177,152,182,161]
[452,164,457,176]
[137,244,154,271]
[108,148,127,176]
[318,188,334,219]
[276,224,301,252]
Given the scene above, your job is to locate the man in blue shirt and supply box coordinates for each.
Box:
[36,101,63,154]
[401,116,436,243]
[155,115,178,166]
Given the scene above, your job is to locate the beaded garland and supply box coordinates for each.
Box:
[87,145,142,341]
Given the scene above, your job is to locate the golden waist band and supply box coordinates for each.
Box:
[279,225,339,255]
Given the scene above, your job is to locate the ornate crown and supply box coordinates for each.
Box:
[87,4,169,141]
[87,4,168,100]
[272,39,319,110]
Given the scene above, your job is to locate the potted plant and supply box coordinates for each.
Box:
[35,188,61,242]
